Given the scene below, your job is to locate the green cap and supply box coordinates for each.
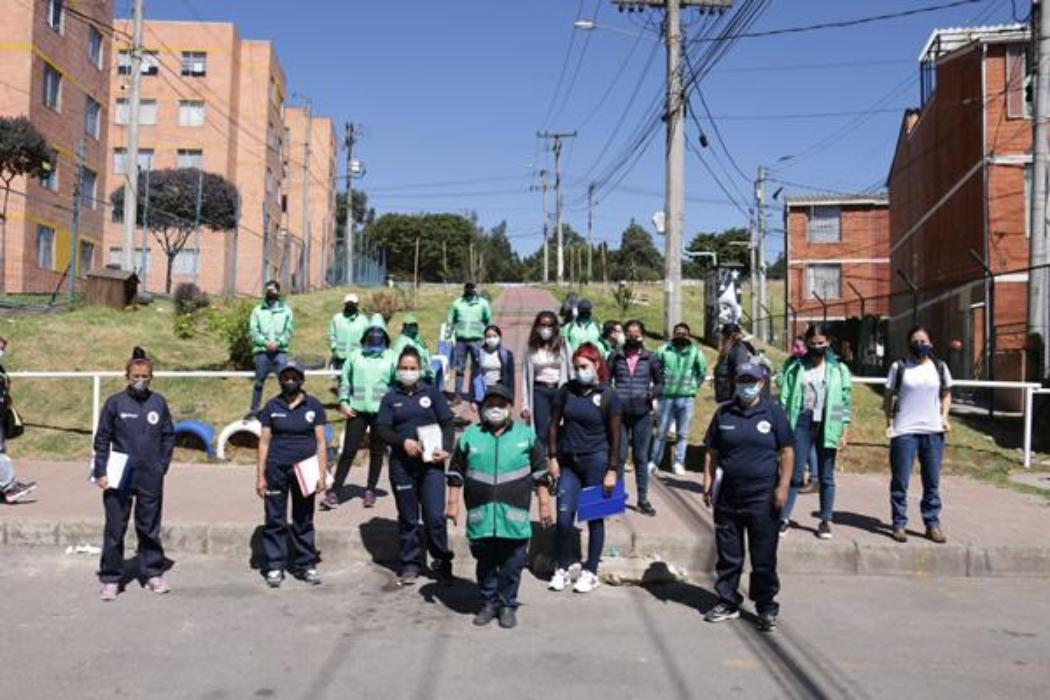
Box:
[368,313,387,331]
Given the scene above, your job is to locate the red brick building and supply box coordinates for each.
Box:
[888,24,1031,407]
[783,194,890,342]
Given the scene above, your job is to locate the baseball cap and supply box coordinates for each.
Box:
[577,299,593,312]
[482,384,513,403]
[277,359,305,378]
[343,293,359,304]
[735,362,764,381]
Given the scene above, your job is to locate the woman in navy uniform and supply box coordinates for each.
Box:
[375,346,456,585]
[256,360,328,588]
[93,347,175,602]
[702,362,795,632]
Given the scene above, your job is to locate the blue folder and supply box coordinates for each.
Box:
[472,374,486,403]
[576,479,628,522]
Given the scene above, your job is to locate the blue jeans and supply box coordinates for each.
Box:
[649,397,694,467]
[531,383,558,447]
[890,433,944,529]
[556,451,608,573]
[251,351,287,413]
[452,339,481,397]
[618,412,653,502]
[782,411,837,524]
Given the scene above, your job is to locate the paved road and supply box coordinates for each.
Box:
[2,550,1047,700]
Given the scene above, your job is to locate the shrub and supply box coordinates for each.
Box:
[173,282,210,315]
[204,299,256,369]
[369,289,407,322]
[612,282,637,318]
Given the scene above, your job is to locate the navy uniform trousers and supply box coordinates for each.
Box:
[100,470,165,584]
[713,487,781,616]
[262,462,318,573]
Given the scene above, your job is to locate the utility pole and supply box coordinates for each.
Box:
[587,182,596,283]
[756,165,767,342]
[261,192,270,289]
[121,0,145,271]
[139,157,151,291]
[749,208,758,335]
[343,122,359,285]
[301,99,312,290]
[1031,0,1050,378]
[537,131,576,285]
[530,169,550,283]
[69,139,85,305]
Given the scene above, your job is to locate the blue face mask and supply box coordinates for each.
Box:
[736,383,761,402]
[364,335,385,355]
[911,342,932,358]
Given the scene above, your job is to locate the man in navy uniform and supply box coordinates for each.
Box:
[701,362,795,632]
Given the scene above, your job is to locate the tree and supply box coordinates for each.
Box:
[521,224,587,281]
[0,116,55,288]
[478,221,524,283]
[683,227,751,278]
[611,221,663,281]
[364,212,477,282]
[110,168,238,293]
[766,252,786,280]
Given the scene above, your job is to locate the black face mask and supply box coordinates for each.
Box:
[344,304,358,316]
[672,336,690,348]
[266,293,279,303]
[807,346,827,358]
[281,379,303,397]
[625,336,642,349]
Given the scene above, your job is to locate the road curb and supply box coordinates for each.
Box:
[5,518,1049,579]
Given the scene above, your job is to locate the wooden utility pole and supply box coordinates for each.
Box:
[537,131,576,285]
[530,169,550,283]
[69,139,85,304]
[414,235,421,304]
[587,183,596,283]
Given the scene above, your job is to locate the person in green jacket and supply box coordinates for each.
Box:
[391,313,434,383]
[648,322,708,476]
[777,323,852,540]
[248,280,295,417]
[323,314,397,511]
[446,384,553,629]
[328,293,370,372]
[564,299,602,352]
[446,282,493,402]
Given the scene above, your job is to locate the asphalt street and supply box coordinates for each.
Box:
[1,550,1047,700]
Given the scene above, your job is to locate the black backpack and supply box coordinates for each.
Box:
[889,357,950,395]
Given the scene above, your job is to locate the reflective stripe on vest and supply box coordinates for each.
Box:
[465,465,532,485]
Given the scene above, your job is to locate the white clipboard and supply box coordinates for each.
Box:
[88,450,129,490]
[417,423,443,462]
[294,455,332,497]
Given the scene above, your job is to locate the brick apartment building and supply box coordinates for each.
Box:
[104,20,336,296]
[888,24,1031,406]
[783,195,890,371]
[0,0,113,293]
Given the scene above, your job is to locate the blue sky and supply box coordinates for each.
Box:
[125,0,1022,258]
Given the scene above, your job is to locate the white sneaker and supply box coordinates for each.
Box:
[567,562,582,583]
[549,568,569,591]
[672,462,686,476]
[573,570,600,593]
[646,461,658,476]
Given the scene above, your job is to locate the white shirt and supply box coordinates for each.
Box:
[886,359,952,435]
[531,347,562,385]
[802,363,827,421]
[480,347,502,387]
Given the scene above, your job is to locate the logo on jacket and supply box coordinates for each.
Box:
[592,394,602,407]
[305,410,316,424]
[119,412,139,420]
[756,420,771,434]
[147,411,159,425]
[420,396,432,409]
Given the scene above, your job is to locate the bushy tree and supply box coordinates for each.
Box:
[611,222,663,281]
[0,116,55,285]
[683,227,751,278]
[364,212,477,282]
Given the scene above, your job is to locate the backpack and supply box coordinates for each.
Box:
[889,357,949,396]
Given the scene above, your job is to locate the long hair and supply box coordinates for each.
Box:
[528,310,564,354]
[573,342,610,384]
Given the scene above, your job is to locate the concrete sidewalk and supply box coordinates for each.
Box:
[2,459,1048,579]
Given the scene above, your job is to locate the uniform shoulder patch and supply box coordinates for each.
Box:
[147,411,160,425]
[756,420,772,434]
[419,395,432,409]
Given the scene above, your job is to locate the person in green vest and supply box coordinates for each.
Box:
[391,313,434,383]
[778,323,852,540]
[648,322,708,476]
[328,293,370,372]
[446,282,493,403]
[323,314,397,511]
[247,280,295,418]
[563,299,601,352]
[446,384,553,629]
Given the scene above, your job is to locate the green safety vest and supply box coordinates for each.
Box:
[249,300,294,354]
[564,319,601,351]
[455,421,540,541]
[655,342,708,398]
[391,334,433,380]
[778,356,853,449]
[447,296,492,340]
[339,349,397,413]
[329,312,370,360]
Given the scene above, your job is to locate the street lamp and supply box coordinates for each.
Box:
[573,19,658,39]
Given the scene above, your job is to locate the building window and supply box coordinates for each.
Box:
[114,148,155,174]
[172,249,198,276]
[84,97,101,139]
[806,264,842,301]
[42,62,62,111]
[806,205,841,243]
[79,241,95,275]
[80,168,98,210]
[1007,44,1034,120]
[115,98,156,125]
[87,26,104,69]
[177,100,206,127]
[180,51,207,77]
[176,149,203,169]
[47,0,63,32]
[109,247,152,273]
[117,50,132,75]
[36,225,55,269]
[39,164,58,192]
[117,50,159,76]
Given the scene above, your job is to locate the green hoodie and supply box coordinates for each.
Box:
[249,297,294,354]
[338,314,397,413]
[778,355,853,449]
[329,311,370,361]
[654,341,708,398]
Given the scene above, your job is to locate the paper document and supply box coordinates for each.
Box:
[88,451,129,490]
[417,423,443,462]
[294,456,325,497]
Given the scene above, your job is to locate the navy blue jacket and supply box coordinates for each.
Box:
[609,349,663,415]
[375,381,455,466]
[92,389,175,480]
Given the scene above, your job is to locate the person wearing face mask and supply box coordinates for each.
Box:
[446,282,493,403]
[471,324,515,402]
[521,311,572,448]
[256,360,328,588]
[649,322,708,477]
[777,324,852,540]
[447,384,553,629]
[884,326,952,544]
[391,314,434,383]
[325,314,397,511]
[375,347,455,585]
[563,299,602,353]
[247,280,295,419]
[597,320,625,362]
[547,343,622,594]
[92,348,175,602]
[328,293,369,373]
[0,336,35,504]
[701,363,795,632]
[713,323,753,403]
[608,320,663,516]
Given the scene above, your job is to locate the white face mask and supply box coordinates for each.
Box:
[485,336,500,349]
[398,369,420,386]
[538,327,553,341]
[483,406,509,425]
[576,367,596,385]
[612,332,626,347]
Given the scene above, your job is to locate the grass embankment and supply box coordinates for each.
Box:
[550,284,1048,497]
[3,284,481,463]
